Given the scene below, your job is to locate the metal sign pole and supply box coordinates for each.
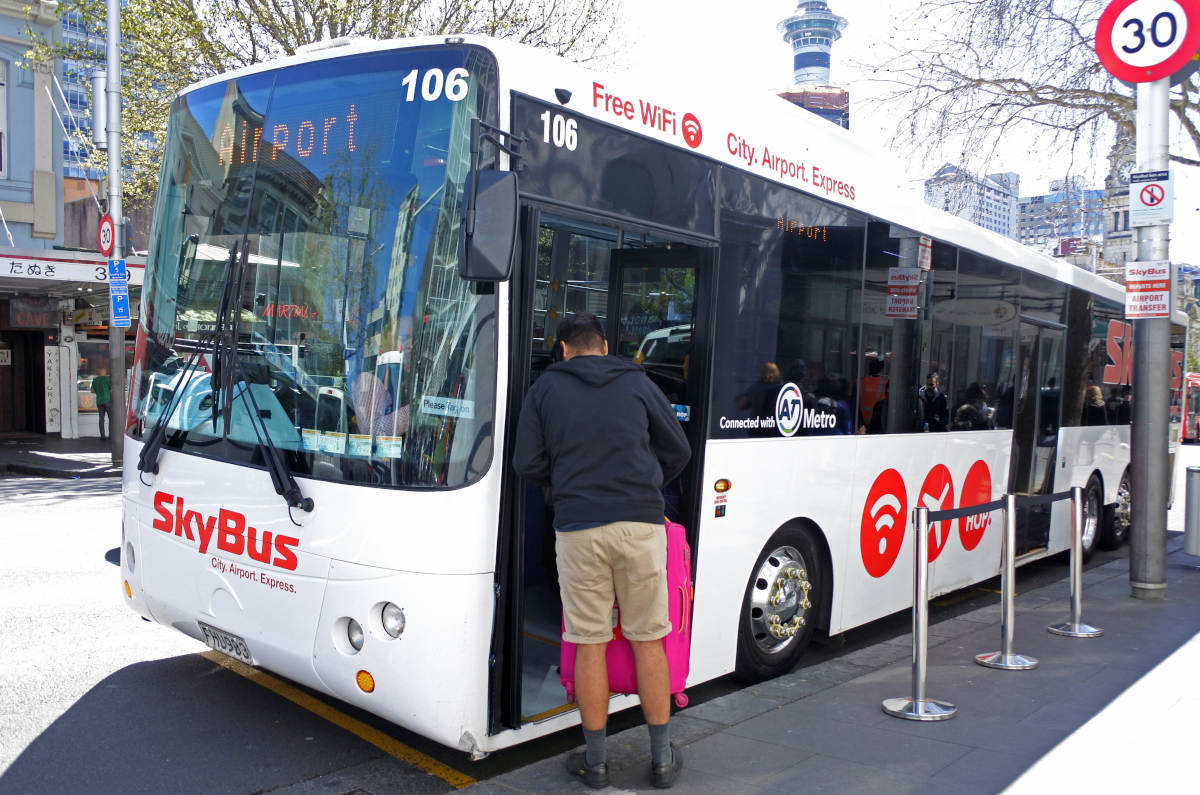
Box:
[883,506,956,721]
[105,0,124,466]
[976,494,1038,670]
[1048,486,1104,637]
[1130,76,1171,601]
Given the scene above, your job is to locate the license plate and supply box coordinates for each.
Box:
[198,620,252,664]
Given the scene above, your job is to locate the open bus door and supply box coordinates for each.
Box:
[490,206,712,735]
[1009,321,1064,553]
[608,246,712,528]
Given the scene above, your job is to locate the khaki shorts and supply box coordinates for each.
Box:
[556,521,670,644]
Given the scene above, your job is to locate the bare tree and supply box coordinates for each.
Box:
[866,0,1199,175]
[24,0,620,208]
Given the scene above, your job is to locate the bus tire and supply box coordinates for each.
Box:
[734,527,822,682]
[1100,469,1132,550]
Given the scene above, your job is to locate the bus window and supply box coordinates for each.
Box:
[711,170,866,439]
[951,252,1019,430]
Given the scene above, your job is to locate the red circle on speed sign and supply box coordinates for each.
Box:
[1096,0,1200,83]
[98,214,115,257]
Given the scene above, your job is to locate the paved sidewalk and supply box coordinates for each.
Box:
[0,435,120,479]
[472,534,1200,794]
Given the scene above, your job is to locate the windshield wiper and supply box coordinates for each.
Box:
[211,241,314,515]
[138,237,314,515]
[137,234,204,475]
[136,335,211,475]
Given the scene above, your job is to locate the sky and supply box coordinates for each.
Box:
[609,0,1199,261]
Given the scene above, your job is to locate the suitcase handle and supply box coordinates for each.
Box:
[677,585,690,635]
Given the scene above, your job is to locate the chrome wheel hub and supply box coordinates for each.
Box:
[748,545,813,655]
[1115,478,1132,533]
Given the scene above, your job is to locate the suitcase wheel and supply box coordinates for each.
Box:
[673,693,688,708]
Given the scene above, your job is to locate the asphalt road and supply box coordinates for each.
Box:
[0,459,1176,793]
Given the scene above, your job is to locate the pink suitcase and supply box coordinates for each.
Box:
[560,521,693,708]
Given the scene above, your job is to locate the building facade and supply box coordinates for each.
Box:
[1016,177,1106,255]
[923,164,1019,239]
[777,1,850,129]
[1099,135,1135,280]
[1,0,141,439]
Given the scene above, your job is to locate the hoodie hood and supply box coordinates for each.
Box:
[548,354,644,387]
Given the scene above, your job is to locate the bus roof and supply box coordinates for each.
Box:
[182,35,1130,306]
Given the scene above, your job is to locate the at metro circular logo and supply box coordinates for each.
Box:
[1095,0,1200,83]
[775,382,804,436]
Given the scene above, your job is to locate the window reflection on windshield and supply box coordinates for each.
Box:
[132,47,498,489]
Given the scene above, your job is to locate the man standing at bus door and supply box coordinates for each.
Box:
[513,312,690,789]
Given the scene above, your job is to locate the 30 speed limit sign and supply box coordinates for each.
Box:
[1096,0,1200,82]
[98,213,115,258]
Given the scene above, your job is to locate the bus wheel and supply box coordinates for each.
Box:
[1100,470,1132,550]
[734,528,821,682]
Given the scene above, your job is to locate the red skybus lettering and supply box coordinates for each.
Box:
[149,491,300,571]
[1103,320,1134,386]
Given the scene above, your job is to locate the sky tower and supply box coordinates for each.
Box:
[776,1,850,127]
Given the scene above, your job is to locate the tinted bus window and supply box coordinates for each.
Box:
[950,253,1019,429]
[712,169,866,439]
[512,94,717,236]
[858,224,956,434]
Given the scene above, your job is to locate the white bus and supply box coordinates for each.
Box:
[121,35,1184,756]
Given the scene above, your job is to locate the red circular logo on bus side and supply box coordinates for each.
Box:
[860,468,907,578]
[681,113,703,148]
[958,459,993,551]
[917,464,955,562]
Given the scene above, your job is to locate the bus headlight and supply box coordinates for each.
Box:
[347,618,365,651]
[381,603,406,638]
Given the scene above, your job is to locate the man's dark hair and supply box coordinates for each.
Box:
[558,312,606,351]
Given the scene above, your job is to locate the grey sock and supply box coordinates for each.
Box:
[584,727,606,767]
[648,722,671,766]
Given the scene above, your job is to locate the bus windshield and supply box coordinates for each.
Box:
[132,46,499,488]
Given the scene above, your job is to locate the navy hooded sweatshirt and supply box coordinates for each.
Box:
[512,354,691,528]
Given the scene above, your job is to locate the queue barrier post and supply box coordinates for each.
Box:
[975,493,1039,671]
[1047,486,1104,638]
[882,506,957,721]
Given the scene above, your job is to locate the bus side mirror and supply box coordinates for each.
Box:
[459,169,518,282]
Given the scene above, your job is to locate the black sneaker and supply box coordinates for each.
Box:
[565,749,609,789]
[650,743,682,789]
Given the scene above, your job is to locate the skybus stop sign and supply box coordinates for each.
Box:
[1095,0,1200,83]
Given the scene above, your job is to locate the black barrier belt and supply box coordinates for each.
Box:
[1015,490,1074,508]
[924,490,1074,523]
[927,498,1007,523]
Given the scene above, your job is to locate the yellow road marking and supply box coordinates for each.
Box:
[201,650,476,789]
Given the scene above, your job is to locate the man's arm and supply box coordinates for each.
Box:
[511,388,552,486]
[644,385,690,484]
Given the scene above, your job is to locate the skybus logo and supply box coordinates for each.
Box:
[151,492,300,571]
[775,382,838,436]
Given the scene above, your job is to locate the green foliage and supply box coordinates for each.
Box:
[24,0,620,208]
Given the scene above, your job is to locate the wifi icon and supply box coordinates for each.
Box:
[681,113,703,149]
[860,468,907,578]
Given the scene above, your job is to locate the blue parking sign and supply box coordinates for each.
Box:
[107,258,127,282]
[109,282,131,328]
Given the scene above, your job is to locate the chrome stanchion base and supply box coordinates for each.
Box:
[975,651,1039,670]
[881,696,957,721]
[1047,621,1103,638]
